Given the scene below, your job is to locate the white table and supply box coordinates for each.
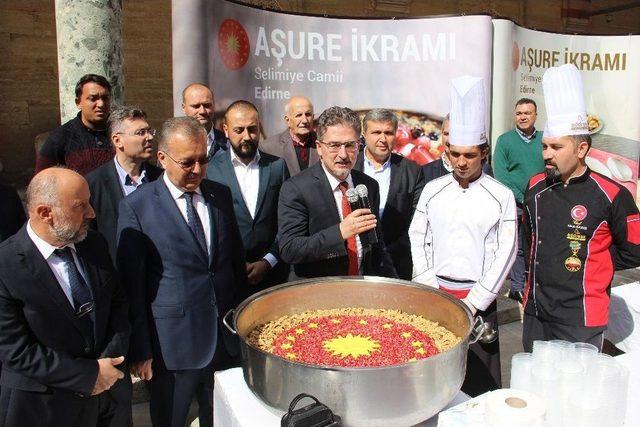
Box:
[606,282,640,352]
[213,367,470,426]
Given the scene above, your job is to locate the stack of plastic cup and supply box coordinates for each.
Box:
[509,352,533,392]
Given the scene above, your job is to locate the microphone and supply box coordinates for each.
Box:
[345,188,362,212]
[355,184,378,245]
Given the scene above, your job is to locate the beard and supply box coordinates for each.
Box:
[51,215,90,245]
[231,140,258,161]
[545,163,562,180]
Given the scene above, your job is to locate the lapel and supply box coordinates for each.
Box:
[254,151,272,220]
[354,151,365,172]
[105,161,125,201]
[280,131,301,176]
[216,152,252,220]
[311,163,341,224]
[15,228,89,337]
[200,181,219,267]
[154,178,209,265]
[386,154,402,207]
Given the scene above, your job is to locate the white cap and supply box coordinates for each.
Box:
[542,64,589,137]
[448,76,487,147]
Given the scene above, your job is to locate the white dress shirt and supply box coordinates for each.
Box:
[163,173,212,255]
[362,150,391,218]
[409,173,517,311]
[26,220,87,308]
[230,150,277,267]
[321,164,363,267]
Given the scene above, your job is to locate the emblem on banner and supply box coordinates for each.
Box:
[571,205,587,223]
[218,19,250,70]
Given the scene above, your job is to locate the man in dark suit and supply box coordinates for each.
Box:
[278,106,396,279]
[182,83,227,159]
[260,96,319,176]
[207,101,289,292]
[0,167,129,426]
[0,183,25,242]
[423,115,493,183]
[354,109,425,280]
[86,106,162,262]
[117,117,248,427]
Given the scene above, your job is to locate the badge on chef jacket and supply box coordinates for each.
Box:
[565,241,583,272]
[571,205,587,224]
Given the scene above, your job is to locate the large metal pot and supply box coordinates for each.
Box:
[224,276,477,426]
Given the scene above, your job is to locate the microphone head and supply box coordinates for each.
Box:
[355,184,368,198]
[346,188,360,203]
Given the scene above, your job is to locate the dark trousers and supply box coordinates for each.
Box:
[461,300,501,397]
[509,206,526,293]
[149,332,240,427]
[522,313,605,352]
[0,386,121,427]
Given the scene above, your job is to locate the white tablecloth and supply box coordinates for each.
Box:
[606,282,640,352]
[213,367,470,426]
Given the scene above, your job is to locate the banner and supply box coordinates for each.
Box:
[173,0,493,165]
[492,19,640,200]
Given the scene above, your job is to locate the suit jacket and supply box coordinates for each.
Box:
[208,127,229,159]
[0,183,26,243]
[278,162,397,279]
[206,150,290,291]
[354,152,425,280]
[86,160,162,262]
[0,227,129,397]
[259,129,319,176]
[422,158,494,184]
[117,177,248,371]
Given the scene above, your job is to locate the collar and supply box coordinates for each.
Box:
[74,111,107,135]
[450,170,485,189]
[364,149,391,171]
[208,129,227,148]
[26,220,76,260]
[230,146,260,167]
[321,162,354,191]
[516,127,537,142]
[114,157,147,186]
[162,172,202,200]
[289,130,316,148]
[565,165,590,185]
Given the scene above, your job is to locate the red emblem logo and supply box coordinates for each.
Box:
[571,205,587,222]
[218,19,250,70]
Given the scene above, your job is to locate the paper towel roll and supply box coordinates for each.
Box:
[484,389,546,427]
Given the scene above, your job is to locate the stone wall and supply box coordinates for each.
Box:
[0,0,637,185]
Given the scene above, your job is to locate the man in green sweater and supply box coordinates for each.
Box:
[494,98,545,302]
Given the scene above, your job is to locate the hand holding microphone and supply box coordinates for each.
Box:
[339,186,379,244]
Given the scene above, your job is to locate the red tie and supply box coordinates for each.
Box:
[339,182,359,276]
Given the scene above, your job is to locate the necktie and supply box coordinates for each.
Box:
[54,247,93,313]
[184,192,208,256]
[338,182,359,276]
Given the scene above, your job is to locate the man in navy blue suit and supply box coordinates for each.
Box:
[117,117,248,427]
[207,101,289,292]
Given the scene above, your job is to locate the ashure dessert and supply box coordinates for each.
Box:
[248,307,461,367]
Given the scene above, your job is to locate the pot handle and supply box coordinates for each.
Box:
[222,309,237,335]
[469,315,498,345]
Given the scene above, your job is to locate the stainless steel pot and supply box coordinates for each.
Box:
[224,276,483,426]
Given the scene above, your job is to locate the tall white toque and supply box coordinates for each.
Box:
[542,63,589,137]
[448,75,487,147]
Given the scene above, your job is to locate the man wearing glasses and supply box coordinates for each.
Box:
[117,117,247,427]
[0,167,129,426]
[278,106,396,279]
[86,106,162,262]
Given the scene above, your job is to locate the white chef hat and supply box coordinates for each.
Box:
[542,64,589,137]
[448,76,487,147]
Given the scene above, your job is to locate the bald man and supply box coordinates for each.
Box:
[181,83,228,159]
[259,96,319,176]
[0,167,130,426]
[206,100,289,291]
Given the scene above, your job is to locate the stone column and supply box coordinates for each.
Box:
[55,0,124,123]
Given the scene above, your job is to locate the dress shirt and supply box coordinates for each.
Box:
[409,173,517,310]
[362,150,391,218]
[515,127,537,143]
[26,220,87,308]
[114,157,148,196]
[162,173,212,255]
[321,163,363,267]
[230,150,278,267]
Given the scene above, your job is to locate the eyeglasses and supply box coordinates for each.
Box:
[319,140,359,153]
[116,128,156,138]
[162,151,211,170]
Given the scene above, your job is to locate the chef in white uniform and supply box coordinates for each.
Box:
[409,76,517,396]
